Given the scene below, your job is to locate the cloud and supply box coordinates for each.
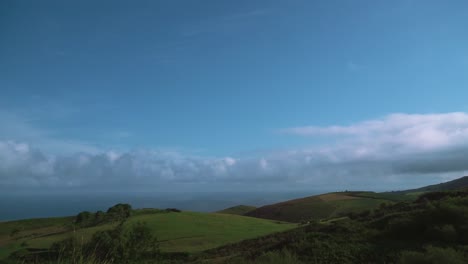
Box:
[281,112,468,155]
[0,110,100,154]
[2,112,468,192]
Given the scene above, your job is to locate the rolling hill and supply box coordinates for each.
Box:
[216,205,256,215]
[244,192,394,223]
[199,188,468,264]
[245,176,468,223]
[0,210,295,260]
[400,175,468,193]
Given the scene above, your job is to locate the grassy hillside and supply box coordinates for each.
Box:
[245,192,401,223]
[216,205,256,215]
[0,216,73,260]
[199,190,468,264]
[0,210,295,260]
[243,176,468,223]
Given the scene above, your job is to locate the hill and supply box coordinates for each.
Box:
[0,210,295,260]
[400,175,468,193]
[216,205,256,215]
[199,189,468,263]
[245,192,406,223]
[245,176,468,223]
[0,216,73,260]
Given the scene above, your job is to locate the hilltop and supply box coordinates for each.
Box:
[216,205,256,215]
[400,175,468,193]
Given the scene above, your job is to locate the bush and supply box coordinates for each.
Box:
[49,221,159,263]
[165,208,181,213]
[94,210,106,224]
[75,211,94,227]
[399,246,466,264]
[226,249,303,264]
[86,221,159,263]
[107,203,132,221]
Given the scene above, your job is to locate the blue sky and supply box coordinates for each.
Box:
[1,0,468,192]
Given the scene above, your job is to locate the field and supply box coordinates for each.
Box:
[0,216,73,259]
[0,211,295,260]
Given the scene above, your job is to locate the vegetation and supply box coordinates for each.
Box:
[399,175,468,194]
[0,205,295,263]
[3,176,468,263]
[200,189,468,263]
[245,192,398,222]
[49,221,160,263]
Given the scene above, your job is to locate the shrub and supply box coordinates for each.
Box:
[75,211,94,227]
[399,246,466,264]
[86,221,159,263]
[106,203,132,221]
[164,208,181,213]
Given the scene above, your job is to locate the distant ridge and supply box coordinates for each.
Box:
[245,175,468,223]
[400,176,468,193]
[216,205,256,215]
[244,192,392,223]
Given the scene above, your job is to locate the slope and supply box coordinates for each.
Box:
[245,192,395,223]
[0,210,295,260]
[199,189,468,264]
[216,205,256,215]
[401,175,468,193]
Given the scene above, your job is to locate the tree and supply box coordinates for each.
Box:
[107,203,132,222]
[86,221,159,263]
[75,211,93,227]
[94,210,105,224]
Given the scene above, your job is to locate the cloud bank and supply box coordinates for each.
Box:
[2,112,468,191]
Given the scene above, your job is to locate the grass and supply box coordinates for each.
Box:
[26,223,116,249]
[350,191,418,202]
[216,205,257,215]
[245,192,405,223]
[0,216,73,237]
[127,211,295,252]
[0,216,74,260]
[0,211,296,260]
[329,198,387,218]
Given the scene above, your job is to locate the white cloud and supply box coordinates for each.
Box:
[282,112,468,156]
[2,112,468,191]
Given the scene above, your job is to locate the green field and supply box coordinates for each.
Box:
[0,211,295,260]
[0,216,73,237]
[0,216,74,259]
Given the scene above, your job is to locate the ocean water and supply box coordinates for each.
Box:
[0,191,320,221]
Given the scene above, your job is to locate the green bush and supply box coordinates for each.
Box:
[106,204,132,222]
[399,246,466,264]
[52,221,159,263]
[86,221,159,263]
